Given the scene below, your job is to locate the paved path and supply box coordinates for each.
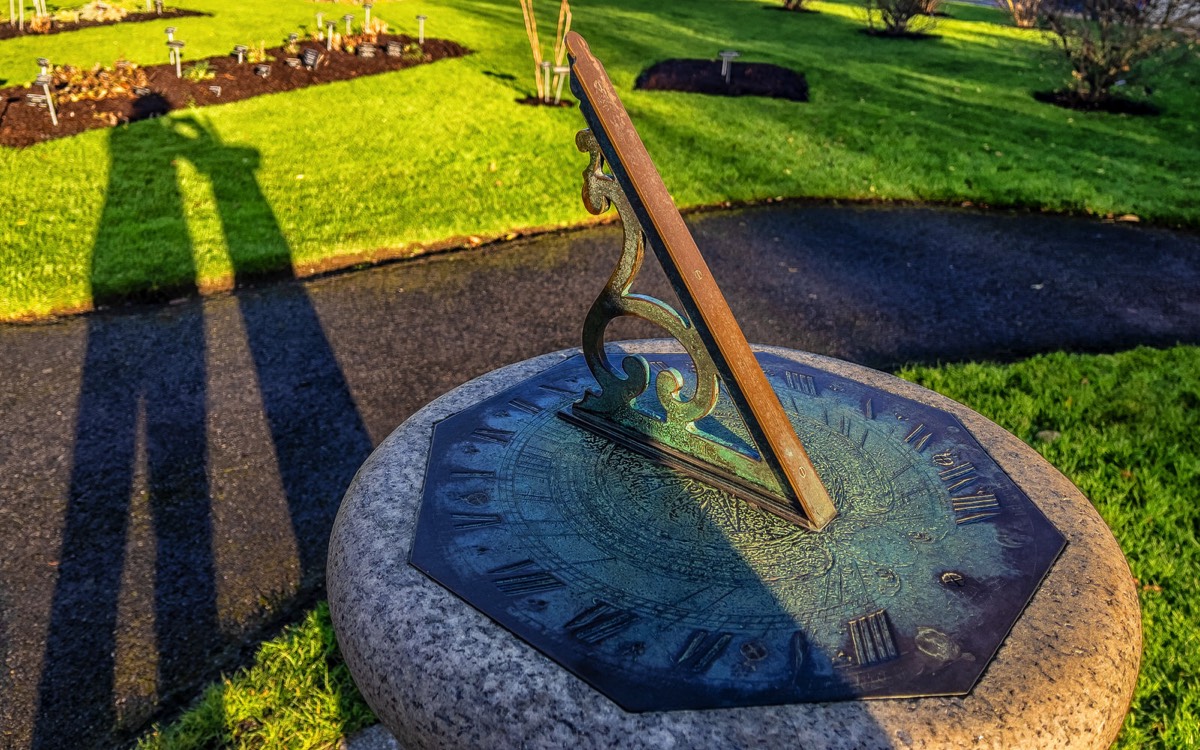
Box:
[2,202,1198,749]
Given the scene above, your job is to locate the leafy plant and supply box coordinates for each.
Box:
[518,0,572,101]
[182,60,215,82]
[245,40,272,64]
[1041,0,1200,106]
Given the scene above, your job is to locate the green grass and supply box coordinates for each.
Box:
[134,603,376,750]
[137,345,1200,749]
[1,0,1198,320]
[900,346,1200,750]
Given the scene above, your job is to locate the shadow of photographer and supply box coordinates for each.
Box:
[33,115,372,749]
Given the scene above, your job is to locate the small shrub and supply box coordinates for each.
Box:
[1042,0,1200,106]
[182,61,215,82]
[862,0,936,35]
[78,0,129,22]
[50,59,148,104]
[781,0,813,10]
[1001,0,1041,27]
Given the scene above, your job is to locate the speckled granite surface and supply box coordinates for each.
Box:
[328,342,1141,750]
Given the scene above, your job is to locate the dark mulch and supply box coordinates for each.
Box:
[1033,89,1161,116]
[634,59,808,102]
[0,34,470,148]
[515,95,575,107]
[0,8,207,41]
[859,27,939,40]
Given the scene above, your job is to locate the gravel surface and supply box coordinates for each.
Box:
[1,202,1198,749]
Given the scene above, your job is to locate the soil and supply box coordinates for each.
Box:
[0,34,471,148]
[634,59,808,102]
[1033,89,1161,116]
[859,27,939,40]
[515,95,575,107]
[0,8,207,41]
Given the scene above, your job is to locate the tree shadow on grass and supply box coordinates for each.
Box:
[32,116,372,749]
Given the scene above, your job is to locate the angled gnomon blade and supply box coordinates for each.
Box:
[559,32,837,531]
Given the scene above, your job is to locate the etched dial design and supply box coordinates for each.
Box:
[409,352,1065,711]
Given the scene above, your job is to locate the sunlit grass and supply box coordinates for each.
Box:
[1,0,1198,320]
[135,603,376,750]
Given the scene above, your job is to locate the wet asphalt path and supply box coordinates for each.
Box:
[1,202,1199,749]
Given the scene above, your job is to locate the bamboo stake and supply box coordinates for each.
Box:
[551,0,571,103]
[519,0,543,99]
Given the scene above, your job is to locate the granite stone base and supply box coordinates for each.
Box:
[328,342,1141,750]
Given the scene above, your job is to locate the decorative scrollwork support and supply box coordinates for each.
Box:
[572,128,723,431]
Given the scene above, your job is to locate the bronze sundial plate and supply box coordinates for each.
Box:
[409,351,1065,712]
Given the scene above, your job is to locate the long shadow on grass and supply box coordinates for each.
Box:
[32,116,371,749]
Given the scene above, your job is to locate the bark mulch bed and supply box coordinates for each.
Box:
[0,8,207,41]
[0,34,471,148]
[1033,89,1161,116]
[634,59,808,102]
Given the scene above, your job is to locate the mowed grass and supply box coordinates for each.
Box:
[1,0,1199,320]
[136,345,1200,749]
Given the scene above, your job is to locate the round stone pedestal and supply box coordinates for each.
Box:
[328,343,1141,750]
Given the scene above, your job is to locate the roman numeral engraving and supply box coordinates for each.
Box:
[784,370,817,395]
[864,398,874,420]
[450,513,502,529]
[938,462,979,492]
[564,601,638,645]
[952,492,1001,525]
[472,427,515,444]
[507,398,543,415]
[488,560,564,595]
[450,469,496,479]
[675,630,733,673]
[791,630,809,677]
[903,423,933,452]
[848,609,898,666]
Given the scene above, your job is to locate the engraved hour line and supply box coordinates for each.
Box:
[488,560,565,595]
[538,383,576,396]
[952,492,1001,525]
[784,370,817,395]
[848,609,898,666]
[675,630,733,672]
[864,398,875,420]
[938,462,979,493]
[904,423,933,452]
[472,427,515,444]
[450,469,496,479]
[507,398,543,415]
[450,513,502,529]
[565,601,639,645]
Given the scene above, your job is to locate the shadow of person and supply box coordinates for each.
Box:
[33,116,371,749]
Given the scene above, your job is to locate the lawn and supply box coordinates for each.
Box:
[134,346,1200,749]
[1,0,1198,320]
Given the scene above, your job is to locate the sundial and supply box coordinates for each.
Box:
[406,33,1065,713]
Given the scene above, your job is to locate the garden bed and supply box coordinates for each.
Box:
[0,33,470,147]
[1033,89,1161,116]
[634,58,808,101]
[0,8,207,41]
